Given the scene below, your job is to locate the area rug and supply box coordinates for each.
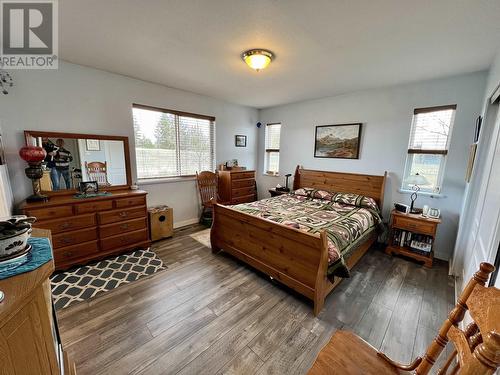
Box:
[189,228,211,248]
[50,249,167,310]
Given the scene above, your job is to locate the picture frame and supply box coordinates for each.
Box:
[235,135,247,147]
[314,123,362,159]
[0,134,5,165]
[79,180,99,195]
[474,116,482,143]
[465,143,477,183]
[86,139,101,151]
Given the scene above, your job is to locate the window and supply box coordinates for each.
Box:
[132,104,215,180]
[402,105,456,193]
[265,123,281,175]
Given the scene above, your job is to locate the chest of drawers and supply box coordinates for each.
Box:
[21,190,151,270]
[218,170,257,205]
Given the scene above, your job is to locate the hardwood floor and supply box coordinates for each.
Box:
[57,225,455,375]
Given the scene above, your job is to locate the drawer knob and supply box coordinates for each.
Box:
[119,212,129,218]
[64,251,73,257]
[61,237,72,244]
[60,222,71,229]
[120,224,129,230]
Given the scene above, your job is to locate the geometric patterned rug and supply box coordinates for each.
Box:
[50,249,167,310]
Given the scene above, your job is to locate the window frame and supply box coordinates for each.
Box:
[401,104,457,194]
[264,122,281,176]
[132,103,216,181]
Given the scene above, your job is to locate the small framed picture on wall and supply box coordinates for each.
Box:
[235,135,247,147]
[86,139,101,151]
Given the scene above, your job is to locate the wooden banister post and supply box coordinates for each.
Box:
[416,263,495,375]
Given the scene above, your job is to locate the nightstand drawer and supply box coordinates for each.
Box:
[392,215,436,236]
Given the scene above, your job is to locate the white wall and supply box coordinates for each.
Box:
[258,72,487,261]
[0,62,258,226]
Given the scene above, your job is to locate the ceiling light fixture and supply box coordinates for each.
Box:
[242,49,274,71]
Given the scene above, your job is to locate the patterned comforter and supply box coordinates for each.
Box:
[230,189,384,279]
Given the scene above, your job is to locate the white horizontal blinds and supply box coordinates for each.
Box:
[178,116,215,176]
[132,104,215,179]
[409,105,456,153]
[403,105,457,193]
[265,123,281,151]
[265,123,281,174]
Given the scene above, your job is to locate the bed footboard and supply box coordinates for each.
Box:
[211,203,329,315]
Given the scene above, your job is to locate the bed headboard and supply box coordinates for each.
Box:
[292,166,387,209]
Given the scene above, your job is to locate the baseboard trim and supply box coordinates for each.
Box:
[174,218,199,229]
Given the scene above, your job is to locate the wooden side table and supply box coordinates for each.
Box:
[385,209,441,268]
[269,189,289,197]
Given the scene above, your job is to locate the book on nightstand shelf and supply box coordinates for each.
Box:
[386,209,441,268]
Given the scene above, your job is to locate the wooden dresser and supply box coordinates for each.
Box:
[21,190,151,270]
[218,170,257,205]
[0,229,76,374]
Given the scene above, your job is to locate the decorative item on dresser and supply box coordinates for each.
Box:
[0,228,77,374]
[386,209,441,268]
[217,169,257,204]
[21,190,150,270]
[19,145,49,202]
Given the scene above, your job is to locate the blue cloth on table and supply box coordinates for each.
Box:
[0,237,53,280]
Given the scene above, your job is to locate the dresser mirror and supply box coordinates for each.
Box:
[24,131,131,194]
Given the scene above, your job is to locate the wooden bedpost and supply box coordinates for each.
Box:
[379,171,387,212]
[210,204,222,254]
[293,165,301,190]
[313,230,329,316]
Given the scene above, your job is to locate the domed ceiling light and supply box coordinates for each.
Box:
[241,49,274,71]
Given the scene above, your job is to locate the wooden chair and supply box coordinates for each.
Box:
[85,161,111,186]
[308,262,500,375]
[196,171,220,222]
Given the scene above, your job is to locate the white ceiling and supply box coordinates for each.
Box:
[60,0,500,109]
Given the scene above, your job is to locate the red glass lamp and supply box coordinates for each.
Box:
[19,145,48,202]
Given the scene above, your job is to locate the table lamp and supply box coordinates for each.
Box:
[405,173,429,213]
[19,146,48,203]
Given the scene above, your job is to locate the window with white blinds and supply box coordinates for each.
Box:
[265,123,281,175]
[132,104,215,180]
[402,105,456,193]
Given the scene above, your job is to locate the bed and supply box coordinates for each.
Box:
[210,166,387,315]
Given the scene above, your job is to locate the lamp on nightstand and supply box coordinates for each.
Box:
[406,173,429,214]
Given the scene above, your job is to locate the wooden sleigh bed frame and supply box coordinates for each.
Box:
[210,166,387,316]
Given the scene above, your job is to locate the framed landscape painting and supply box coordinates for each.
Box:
[314,123,362,159]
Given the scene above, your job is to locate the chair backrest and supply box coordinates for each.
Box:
[196,171,218,205]
[416,262,500,375]
[85,161,110,186]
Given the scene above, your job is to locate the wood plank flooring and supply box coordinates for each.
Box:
[56,225,455,375]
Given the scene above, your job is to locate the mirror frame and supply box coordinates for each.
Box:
[24,130,132,196]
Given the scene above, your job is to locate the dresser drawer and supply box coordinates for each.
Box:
[231,179,255,189]
[36,214,96,234]
[114,196,146,208]
[392,215,436,236]
[232,186,256,198]
[98,206,147,225]
[26,205,73,220]
[100,228,149,251]
[231,195,255,205]
[100,217,148,238]
[54,240,99,266]
[231,171,255,180]
[52,227,98,249]
[75,200,113,214]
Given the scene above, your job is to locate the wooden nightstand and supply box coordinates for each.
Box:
[269,189,289,197]
[385,209,441,268]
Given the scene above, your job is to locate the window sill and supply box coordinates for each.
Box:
[138,176,196,185]
[262,173,280,177]
[398,188,446,198]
